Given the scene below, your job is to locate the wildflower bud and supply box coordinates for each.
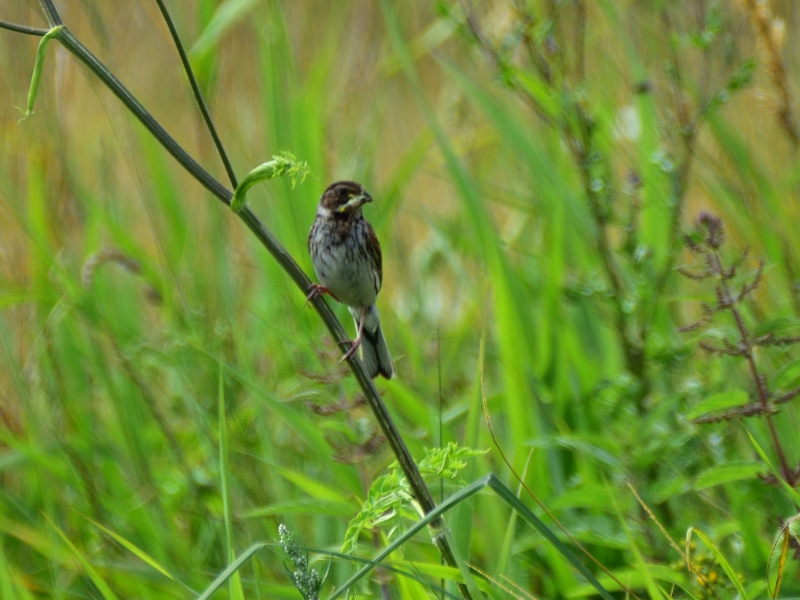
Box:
[696,211,725,249]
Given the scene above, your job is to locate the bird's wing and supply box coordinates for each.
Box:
[366,221,383,290]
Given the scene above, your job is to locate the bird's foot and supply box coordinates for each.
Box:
[339,335,362,363]
[305,283,333,307]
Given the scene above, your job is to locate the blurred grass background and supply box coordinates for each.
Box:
[1,0,800,597]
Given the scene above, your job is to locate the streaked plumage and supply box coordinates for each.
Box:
[308,181,394,379]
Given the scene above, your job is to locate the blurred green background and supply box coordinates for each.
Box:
[1,0,800,598]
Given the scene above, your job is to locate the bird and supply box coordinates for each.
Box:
[307,181,395,379]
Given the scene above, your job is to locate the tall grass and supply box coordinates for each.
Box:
[1,0,799,597]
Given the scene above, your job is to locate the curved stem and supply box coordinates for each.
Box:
[153,0,239,189]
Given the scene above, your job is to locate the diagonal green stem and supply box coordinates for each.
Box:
[152,0,239,189]
[37,0,63,26]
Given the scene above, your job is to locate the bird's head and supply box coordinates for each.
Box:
[318,181,373,216]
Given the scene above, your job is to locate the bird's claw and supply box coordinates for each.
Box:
[339,338,361,363]
[305,283,330,307]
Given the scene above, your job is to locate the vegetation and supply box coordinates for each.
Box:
[1,0,799,598]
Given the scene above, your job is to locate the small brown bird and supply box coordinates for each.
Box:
[307,181,395,379]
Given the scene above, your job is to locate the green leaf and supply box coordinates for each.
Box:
[219,362,245,600]
[694,462,764,490]
[242,499,353,519]
[270,464,349,504]
[344,444,487,553]
[686,390,749,421]
[566,565,689,598]
[89,520,176,582]
[745,429,800,508]
[514,69,561,118]
[414,442,488,480]
[189,0,259,66]
[774,360,800,391]
[686,527,749,600]
[196,543,269,600]
[44,515,121,600]
[342,470,409,554]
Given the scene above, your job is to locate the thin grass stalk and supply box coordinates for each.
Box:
[219,362,245,599]
[152,0,238,189]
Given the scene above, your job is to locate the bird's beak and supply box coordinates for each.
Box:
[338,192,373,213]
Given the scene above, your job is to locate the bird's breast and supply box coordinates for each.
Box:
[309,217,380,308]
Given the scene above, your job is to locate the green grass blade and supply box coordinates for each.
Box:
[190,0,259,64]
[44,514,121,600]
[486,475,615,600]
[686,527,749,600]
[745,429,800,508]
[87,518,197,593]
[196,543,269,600]
[219,361,245,600]
[606,480,666,600]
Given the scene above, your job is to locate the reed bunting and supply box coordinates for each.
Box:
[307,181,395,379]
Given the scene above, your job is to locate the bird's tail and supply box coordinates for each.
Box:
[350,305,394,379]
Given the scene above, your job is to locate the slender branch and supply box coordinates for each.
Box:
[11,5,467,592]
[0,20,49,36]
[775,387,800,405]
[153,0,238,189]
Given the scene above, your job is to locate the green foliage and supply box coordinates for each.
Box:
[342,443,485,554]
[414,443,488,481]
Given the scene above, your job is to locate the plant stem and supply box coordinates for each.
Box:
[0,20,48,36]
[566,111,646,392]
[152,0,238,189]
[711,251,793,483]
